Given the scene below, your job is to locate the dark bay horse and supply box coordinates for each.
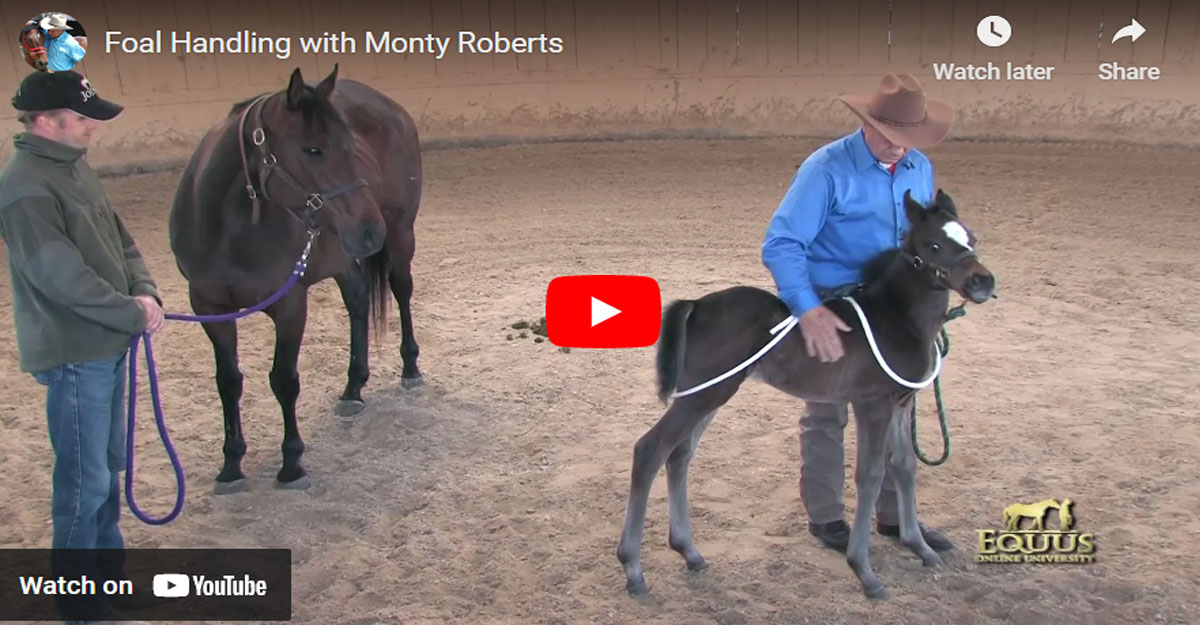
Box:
[19,22,47,71]
[617,190,996,600]
[169,65,423,493]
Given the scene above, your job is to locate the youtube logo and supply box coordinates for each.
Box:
[545,275,661,348]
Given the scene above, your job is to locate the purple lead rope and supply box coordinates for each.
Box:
[124,231,315,525]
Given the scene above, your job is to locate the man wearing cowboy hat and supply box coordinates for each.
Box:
[761,73,956,553]
[39,13,87,73]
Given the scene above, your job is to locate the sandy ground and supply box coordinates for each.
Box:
[1,137,1198,625]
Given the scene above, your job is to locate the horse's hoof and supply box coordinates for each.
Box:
[335,399,365,418]
[626,578,649,597]
[865,584,888,601]
[686,557,708,572]
[401,375,424,390]
[213,478,248,495]
[275,475,312,490]
[923,553,945,569]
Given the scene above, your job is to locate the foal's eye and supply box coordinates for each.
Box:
[928,243,942,254]
[303,147,321,156]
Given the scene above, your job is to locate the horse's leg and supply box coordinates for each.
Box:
[265,289,311,489]
[386,221,422,388]
[618,395,723,597]
[192,291,248,495]
[886,403,942,568]
[333,265,370,417]
[667,410,718,572]
[847,400,892,600]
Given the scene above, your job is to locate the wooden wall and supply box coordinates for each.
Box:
[1,0,1197,168]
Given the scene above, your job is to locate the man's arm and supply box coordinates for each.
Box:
[114,211,162,306]
[0,196,146,334]
[62,35,86,64]
[761,161,835,317]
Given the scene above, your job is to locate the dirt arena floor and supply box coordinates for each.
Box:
[1,136,1198,625]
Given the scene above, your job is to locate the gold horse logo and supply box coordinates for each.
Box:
[1002,498,1074,531]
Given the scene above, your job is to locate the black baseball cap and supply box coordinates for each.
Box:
[11,70,124,121]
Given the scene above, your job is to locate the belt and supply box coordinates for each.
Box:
[815,283,862,302]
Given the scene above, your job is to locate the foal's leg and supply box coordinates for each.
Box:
[618,396,722,596]
[667,410,717,572]
[333,265,370,417]
[193,291,248,495]
[386,222,422,388]
[265,289,311,489]
[886,404,942,568]
[847,400,892,600]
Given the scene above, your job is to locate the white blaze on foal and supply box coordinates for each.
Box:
[942,221,973,250]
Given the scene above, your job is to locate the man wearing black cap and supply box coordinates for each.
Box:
[0,70,162,625]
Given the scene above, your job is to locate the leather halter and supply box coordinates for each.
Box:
[236,92,368,228]
[899,246,978,290]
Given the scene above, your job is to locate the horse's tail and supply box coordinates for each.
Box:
[363,246,391,343]
[656,299,695,405]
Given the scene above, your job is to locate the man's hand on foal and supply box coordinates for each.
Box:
[799,305,851,363]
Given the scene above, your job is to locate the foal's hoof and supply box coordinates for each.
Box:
[401,375,424,390]
[213,478,249,495]
[686,557,709,572]
[922,552,945,569]
[335,399,366,418]
[275,475,312,490]
[626,578,649,597]
[864,584,888,601]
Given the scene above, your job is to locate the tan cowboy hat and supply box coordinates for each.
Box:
[39,13,73,31]
[838,73,954,148]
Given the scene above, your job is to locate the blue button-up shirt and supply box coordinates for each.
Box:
[762,128,935,317]
[46,32,86,72]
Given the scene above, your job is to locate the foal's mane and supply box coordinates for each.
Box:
[858,248,904,293]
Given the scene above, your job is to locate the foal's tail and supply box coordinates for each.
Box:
[656,299,695,404]
[363,246,391,343]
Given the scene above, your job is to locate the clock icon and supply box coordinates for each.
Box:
[977,15,1012,47]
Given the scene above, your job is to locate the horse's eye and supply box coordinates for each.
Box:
[929,243,942,254]
[303,147,321,156]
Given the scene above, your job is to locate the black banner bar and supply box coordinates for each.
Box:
[0,549,291,621]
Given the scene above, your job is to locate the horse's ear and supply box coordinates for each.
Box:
[315,63,338,100]
[903,189,928,226]
[286,67,305,109]
[935,189,958,218]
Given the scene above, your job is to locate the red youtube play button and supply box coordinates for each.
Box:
[545,275,661,348]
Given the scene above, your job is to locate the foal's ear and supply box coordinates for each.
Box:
[934,189,959,218]
[903,189,929,226]
[286,67,306,109]
[315,63,339,100]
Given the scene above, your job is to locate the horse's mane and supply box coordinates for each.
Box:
[227,85,348,134]
[228,94,267,116]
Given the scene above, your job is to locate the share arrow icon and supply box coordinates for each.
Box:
[1112,18,1146,44]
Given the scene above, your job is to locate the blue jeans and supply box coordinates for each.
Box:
[32,349,129,623]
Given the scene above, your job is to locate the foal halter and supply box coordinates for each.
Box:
[900,246,977,290]
[236,92,368,229]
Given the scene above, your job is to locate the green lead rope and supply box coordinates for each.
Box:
[911,303,967,466]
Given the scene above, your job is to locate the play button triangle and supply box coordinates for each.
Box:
[591,297,621,327]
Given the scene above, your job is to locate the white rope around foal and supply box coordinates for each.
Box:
[669,296,941,399]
